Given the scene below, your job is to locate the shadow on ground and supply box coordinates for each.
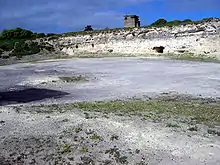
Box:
[0,88,69,106]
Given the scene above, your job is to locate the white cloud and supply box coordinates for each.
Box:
[0,0,145,32]
[0,0,219,32]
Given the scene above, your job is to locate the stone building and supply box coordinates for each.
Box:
[124,15,140,28]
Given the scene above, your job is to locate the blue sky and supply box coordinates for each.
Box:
[0,0,220,33]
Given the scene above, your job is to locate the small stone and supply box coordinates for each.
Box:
[29,159,36,164]
[62,119,69,122]
[9,152,17,157]
[188,126,198,132]
[208,129,220,136]
[68,156,74,161]
[74,136,78,141]
[46,116,51,118]
[16,155,22,161]
[80,156,94,164]
[135,149,140,154]
[102,160,112,165]
[0,120,5,124]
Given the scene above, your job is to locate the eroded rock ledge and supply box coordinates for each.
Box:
[49,19,220,58]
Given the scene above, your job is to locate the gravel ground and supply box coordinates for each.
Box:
[0,104,220,165]
[0,57,220,165]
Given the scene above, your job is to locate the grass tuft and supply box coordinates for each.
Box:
[166,123,180,128]
[61,144,71,154]
[59,76,88,83]
[80,146,88,153]
[90,134,101,141]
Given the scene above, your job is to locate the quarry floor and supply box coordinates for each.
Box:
[1,57,220,104]
[0,57,220,165]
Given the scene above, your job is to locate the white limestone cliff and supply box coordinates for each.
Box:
[49,19,220,58]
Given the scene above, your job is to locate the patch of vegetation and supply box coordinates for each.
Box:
[75,127,83,133]
[80,156,95,164]
[0,28,54,58]
[11,41,41,58]
[188,126,198,132]
[182,19,193,24]
[84,25,93,31]
[150,19,167,27]
[80,146,88,153]
[166,123,180,128]
[0,28,33,40]
[105,147,128,164]
[61,144,71,154]
[28,95,220,125]
[90,134,101,141]
[198,17,218,23]
[0,39,24,51]
[207,129,220,136]
[84,112,92,119]
[118,156,128,164]
[135,149,140,154]
[166,20,182,26]
[166,53,219,63]
[59,76,88,83]
[148,17,219,28]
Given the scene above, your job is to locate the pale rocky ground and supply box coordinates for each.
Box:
[0,58,220,165]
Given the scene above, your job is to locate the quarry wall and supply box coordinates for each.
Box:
[50,20,220,58]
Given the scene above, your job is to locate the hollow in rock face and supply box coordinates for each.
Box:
[153,46,165,53]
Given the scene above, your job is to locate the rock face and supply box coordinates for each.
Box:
[50,19,220,57]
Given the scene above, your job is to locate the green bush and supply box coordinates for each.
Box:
[36,33,46,38]
[149,18,209,27]
[201,17,215,23]
[182,19,193,24]
[10,41,41,58]
[0,28,33,40]
[46,33,56,37]
[84,25,93,31]
[166,20,182,26]
[0,28,54,58]
[0,39,25,51]
[151,19,167,27]
[151,19,184,27]
[0,28,47,40]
